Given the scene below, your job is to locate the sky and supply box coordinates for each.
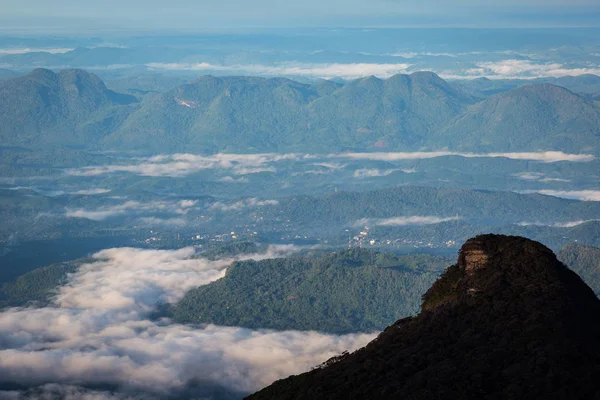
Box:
[1,0,600,31]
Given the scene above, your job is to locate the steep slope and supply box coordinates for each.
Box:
[249,235,600,400]
[559,243,600,295]
[110,72,475,153]
[0,68,137,147]
[434,83,600,154]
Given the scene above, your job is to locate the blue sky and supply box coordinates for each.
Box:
[1,0,600,31]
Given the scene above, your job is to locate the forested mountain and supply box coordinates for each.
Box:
[2,69,599,153]
[453,74,600,97]
[107,71,475,152]
[0,260,82,308]
[435,83,600,153]
[0,69,19,82]
[171,249,449,333]
[0,68,137,147]
[249,235,600,399]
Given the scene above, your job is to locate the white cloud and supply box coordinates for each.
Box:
[440,59,600,80]
[513,172,545,181]
[67,153,303,178]
[218,176,249,183]
[0,47,73,54]
[335,151,594,163]
[353,168,398,178]
[70,189,112,195]
[531,190,600,201]
[232,166,276,175]
[312,162,346,170]
[67,151,593,179]
[517,219,600,228]
[209,198,279,212]
[539,177,571,183]
[65,199,198,221]
[147,62,412,79]
[513,172,571,182]
[354,216,460,227]
[0,245,375,396]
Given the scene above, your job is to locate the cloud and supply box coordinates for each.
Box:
[69,189,112,195]
[531,190,600,201]
[147,62,412,79]
[209,198,279,212]
[0,47,73,54]
[353,168,398,178]
[0,245,374,397]
[354,216,460,227]
[218,176,249,183]
[65,199,198,221]
[312,162,346,170]
[513,172,570,182]
[67,153,304,178]
[334,151,594,163]
[68,151,593,179]
[539,177,571,183]
[517,219,600,228]
[232,166,276,175]
[441,59,600,80]
[513,172,545,181]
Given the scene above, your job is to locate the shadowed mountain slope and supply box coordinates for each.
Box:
[249,235,600,400]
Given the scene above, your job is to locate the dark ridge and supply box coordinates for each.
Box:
[248,235,600,400]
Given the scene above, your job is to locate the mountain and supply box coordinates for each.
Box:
[0,69,19,82]
[434,83,600,153]
[0,68,137,148]
[559,243,600,295]
[2,69,599,153]
[107,72,475,153]
[452,74,600,98]
[170,249,449,333]
[249,235,600,399]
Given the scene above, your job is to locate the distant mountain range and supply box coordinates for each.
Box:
[249,235,600,399]
[2,69,599,154]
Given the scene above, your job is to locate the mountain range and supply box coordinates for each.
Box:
[248,235,600,399]
[2,68,599,154]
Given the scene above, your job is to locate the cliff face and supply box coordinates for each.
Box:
[248,235,600,400]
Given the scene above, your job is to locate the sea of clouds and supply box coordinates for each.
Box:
[0,245,375,399]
